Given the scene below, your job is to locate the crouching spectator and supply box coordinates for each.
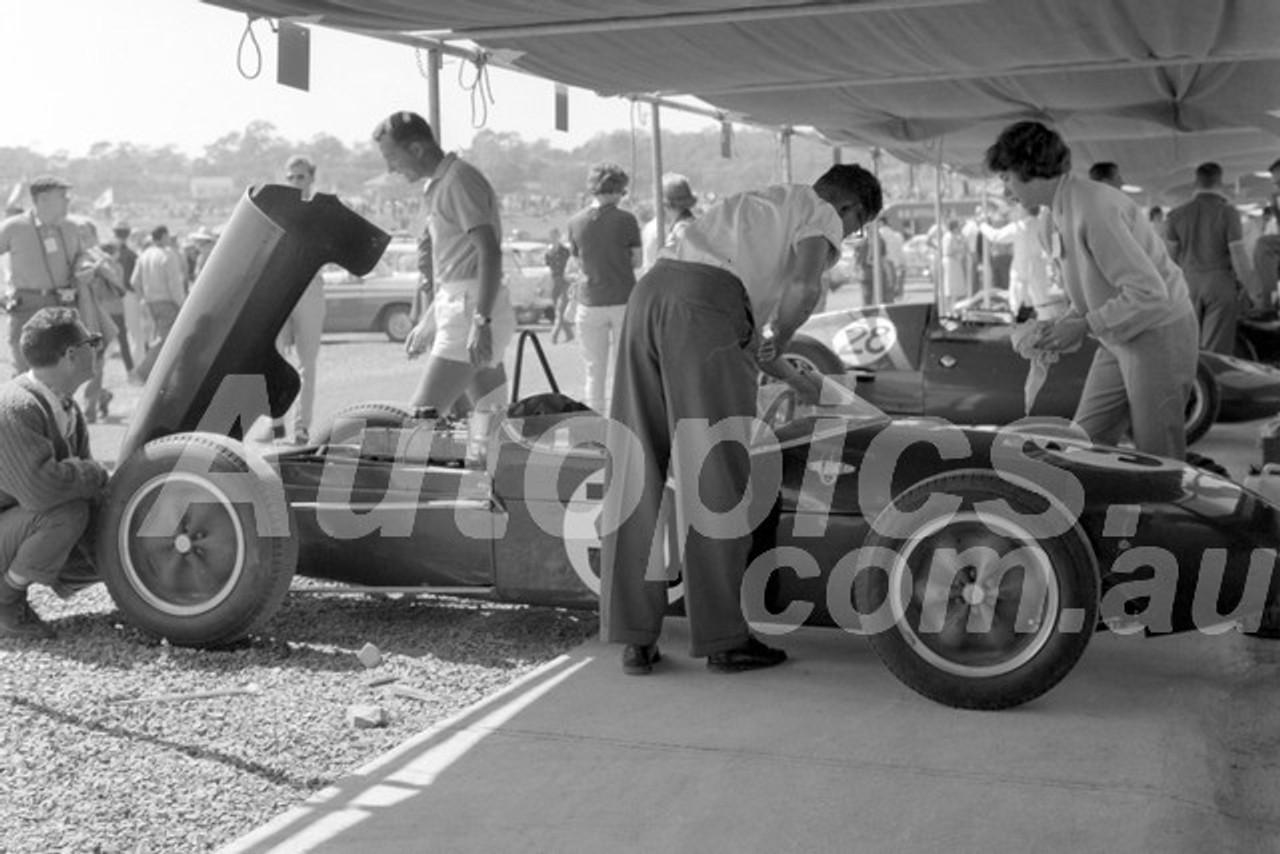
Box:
[0,308,110,639]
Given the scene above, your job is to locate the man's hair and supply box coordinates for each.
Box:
[372,111,436,147]
[1088,162,1121,184]
[285,154,316,176]
[151,225,169,243]
[20,307,84,368]
[812,163,884,219]
[1193,162,1223,188]
[588,162,629,195]
[984,121,1072,182]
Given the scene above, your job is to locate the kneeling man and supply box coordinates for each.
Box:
[0,308,110,639]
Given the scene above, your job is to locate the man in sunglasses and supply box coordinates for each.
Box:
[0,307,110,639]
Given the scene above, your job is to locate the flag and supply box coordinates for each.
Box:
[93,187,114,210]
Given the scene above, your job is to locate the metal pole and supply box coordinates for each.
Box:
[871,147,883,305]
[934,151,945,308]
[780,128,794,183]
[427,48,442,144]
[650,103,665,244]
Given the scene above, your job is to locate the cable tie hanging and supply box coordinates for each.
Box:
[236,15,263,80]
[457,52,495,129]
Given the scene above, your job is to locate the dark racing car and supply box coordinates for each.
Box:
[788,297,1280,445]
[94,186,1280,711]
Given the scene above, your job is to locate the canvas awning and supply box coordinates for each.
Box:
[201,0,1280,195]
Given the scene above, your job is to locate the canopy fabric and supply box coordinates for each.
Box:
[203,0,1280,195]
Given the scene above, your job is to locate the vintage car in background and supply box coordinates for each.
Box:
[321,238,557,340]
[789,299,1280,445]
[504,239,558,326]
[322,240,420,342]
[94,184,1280,712]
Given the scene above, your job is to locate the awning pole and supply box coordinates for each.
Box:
[781,127,793,183]
[871,147,883,305]
[934,148,945,308]
[427,48,442,144]
[980,182,991,306]
[650,103,665,243]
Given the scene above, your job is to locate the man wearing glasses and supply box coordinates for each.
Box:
[600,164,883,676]
[272,155,327,445]
[0,307,110,639]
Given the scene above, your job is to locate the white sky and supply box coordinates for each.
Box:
[4,0,711,156]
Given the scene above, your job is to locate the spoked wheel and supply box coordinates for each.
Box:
[312,401,430,446]
[856,471,1098,710]
[97,434,297,648]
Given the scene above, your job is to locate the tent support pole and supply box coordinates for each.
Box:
[650,103,665,244]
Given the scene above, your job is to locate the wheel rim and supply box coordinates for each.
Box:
[887,510,1060,677]
[118,472,247,615]
[386,310,413,340]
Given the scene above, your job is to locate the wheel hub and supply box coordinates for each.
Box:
[961,582,987,606]
[173,533,193,555]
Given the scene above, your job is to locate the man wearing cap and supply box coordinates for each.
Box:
[641,173,698,274]
[566,163,643,413]
[0,177,93,374]
[0,307,110,639]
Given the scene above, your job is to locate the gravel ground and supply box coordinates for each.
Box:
[0,582,598,853]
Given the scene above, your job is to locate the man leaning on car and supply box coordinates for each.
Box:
[0,308,109,639]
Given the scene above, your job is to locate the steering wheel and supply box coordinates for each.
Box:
[759,386,798,431]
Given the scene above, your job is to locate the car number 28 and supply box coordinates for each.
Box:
[840,316,898,367]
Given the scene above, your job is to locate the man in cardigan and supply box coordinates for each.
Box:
[0,307,110,639]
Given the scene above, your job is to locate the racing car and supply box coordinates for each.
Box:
[788,296,1280,445]
[94,186,1280,711]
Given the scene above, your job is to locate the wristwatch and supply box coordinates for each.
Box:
[473,314,492,328]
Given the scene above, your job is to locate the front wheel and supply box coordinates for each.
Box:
[856,471,1098,710]
[96,434,297,648]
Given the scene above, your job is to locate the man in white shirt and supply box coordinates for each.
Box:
[600,164,883,676]
[131,225,186,380]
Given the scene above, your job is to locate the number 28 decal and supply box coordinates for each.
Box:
[837,316,898,367]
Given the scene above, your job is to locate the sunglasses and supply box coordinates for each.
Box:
[70,333,104,354]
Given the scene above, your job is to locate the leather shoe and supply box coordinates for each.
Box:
[622,643,661,675]
[706,636,787,673]
[0,599,55,640]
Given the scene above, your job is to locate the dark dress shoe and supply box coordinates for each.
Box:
[622,643,662,675]
[0,599,55,640]
[706,636,787,673]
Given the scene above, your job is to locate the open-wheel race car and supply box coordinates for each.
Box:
[95,185,1280,711]
[787,294,1280,445]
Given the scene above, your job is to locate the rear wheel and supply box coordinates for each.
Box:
[96,434,297,648]
[856,471,1098,710]
[380,304,413,342]
[782,335,844,375]
[312,401,426,446]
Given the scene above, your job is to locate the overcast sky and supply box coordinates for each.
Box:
[7,0,710,156]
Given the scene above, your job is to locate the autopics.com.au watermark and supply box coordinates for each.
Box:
[142,373,1280,638]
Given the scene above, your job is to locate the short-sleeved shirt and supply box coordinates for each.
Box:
[663,184,843,323]
[566,202,642,307]
[1164,190,1243,273]
[0,212,86,292]
[423,153,502,284]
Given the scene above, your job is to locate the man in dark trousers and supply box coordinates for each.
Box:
[1165,161,1247,353]
[0,308,109,639]
[600,164,883,676]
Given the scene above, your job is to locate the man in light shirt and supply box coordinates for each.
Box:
[131,224,186,381]
[600,164,883,677]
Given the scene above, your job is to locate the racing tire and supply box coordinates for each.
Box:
[312,401,423,446]
[855,470,1098,710]
[96,433,297,648]
[379,304,413,342]
[1234,330,1259,363]
[1185,359,1220,447]
[782,335,845,375]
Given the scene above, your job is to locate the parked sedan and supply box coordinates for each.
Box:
[322,241,420,342]
[504,239,556,325]
[791,299,1280,444]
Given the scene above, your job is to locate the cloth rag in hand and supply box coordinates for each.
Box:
[1010,319,1080,414]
